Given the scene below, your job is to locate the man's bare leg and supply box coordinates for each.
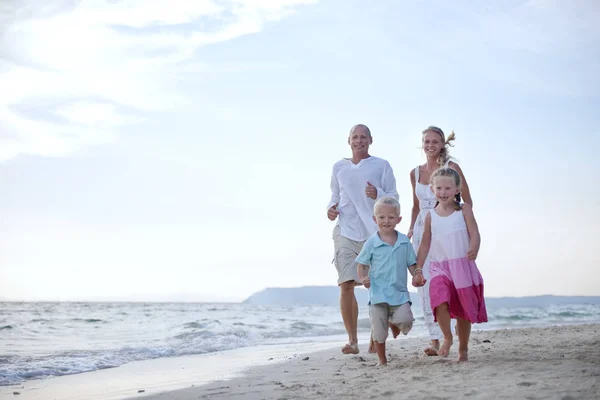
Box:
[340,281,359,354]
[456,317,471,362]
[435,302,453,357]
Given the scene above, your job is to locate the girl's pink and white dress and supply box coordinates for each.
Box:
[428,209,487,323]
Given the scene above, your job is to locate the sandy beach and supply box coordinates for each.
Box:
[2,324,598,400]
[135,324,600,400]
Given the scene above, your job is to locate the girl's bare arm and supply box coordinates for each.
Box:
[462,203,480,259]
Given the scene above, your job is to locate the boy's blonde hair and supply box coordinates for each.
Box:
[374,197,401,215]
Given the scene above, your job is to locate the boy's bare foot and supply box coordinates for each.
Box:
[342,343,359,354]
[390,323,401,339]
[437,338,453,357]
[423,339,440,356]
[458,348,468,362]
[368,336,377,354]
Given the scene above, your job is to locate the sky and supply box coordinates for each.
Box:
[1,0,599,302]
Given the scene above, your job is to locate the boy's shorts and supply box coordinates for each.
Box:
[370,302,414,343]
[332,225,364,285]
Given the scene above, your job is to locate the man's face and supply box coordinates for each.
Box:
[348,127,372,155]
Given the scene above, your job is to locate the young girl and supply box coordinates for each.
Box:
[415,167,487,362]
[408,126,473,356]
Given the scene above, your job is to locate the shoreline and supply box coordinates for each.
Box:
[0,334,371,400]
[135,324,600,400]
[2,324,599,400]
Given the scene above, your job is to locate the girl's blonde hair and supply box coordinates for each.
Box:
[430,167,462,210]
[422,126,456,168]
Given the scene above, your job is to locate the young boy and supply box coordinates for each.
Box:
[356,196,426,366]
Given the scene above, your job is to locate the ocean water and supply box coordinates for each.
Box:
[1,301,599,386]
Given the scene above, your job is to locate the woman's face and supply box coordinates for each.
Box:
[422,131,444,158]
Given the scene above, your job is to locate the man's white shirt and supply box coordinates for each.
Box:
[328,156,399,242]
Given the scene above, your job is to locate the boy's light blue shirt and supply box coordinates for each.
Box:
[355,230,417,306]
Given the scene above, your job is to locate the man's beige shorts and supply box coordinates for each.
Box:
[332,225,364,285]
[370,302,414,343]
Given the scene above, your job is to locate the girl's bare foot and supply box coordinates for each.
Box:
[458,348,468,362]
[423,339,440,356]
[437,338,453,357]
[376,361,388,367]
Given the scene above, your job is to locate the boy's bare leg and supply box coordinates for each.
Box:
[435,302,453,357]
[340,281,359,354]
[368,335,376,353]
[369,322,398,353]
[389,323,401,338]
[456,317,471,362]
[374,341,387,366]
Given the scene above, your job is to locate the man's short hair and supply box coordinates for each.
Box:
[349,124,371,137]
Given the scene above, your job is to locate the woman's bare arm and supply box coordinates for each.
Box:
[408,168,420,238]
[416,212,432,268]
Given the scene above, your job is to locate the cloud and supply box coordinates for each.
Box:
[0,0,318,162]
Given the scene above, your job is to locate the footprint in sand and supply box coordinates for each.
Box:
[517,382,536,387]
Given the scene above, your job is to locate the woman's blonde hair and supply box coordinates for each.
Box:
[422,126,456,168]
[430,167,462,210]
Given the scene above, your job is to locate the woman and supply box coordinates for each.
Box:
[408,126,472,356]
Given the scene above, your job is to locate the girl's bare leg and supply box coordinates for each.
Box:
[456,317,471,362]
[435,303,453,357]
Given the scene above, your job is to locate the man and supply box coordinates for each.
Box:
[327,124,399,354]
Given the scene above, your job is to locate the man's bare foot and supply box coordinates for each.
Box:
[341,343,359,354]
[437,338,453,357]
[423,339,440,356]
[458,348,468,362]
[389,323,401,339]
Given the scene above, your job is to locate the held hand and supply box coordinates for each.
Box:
[412,273,427,287]
[327,203,340,221]
[467,246,478,260]
[365,181,377,200]
[407,229,413,239]
[362,276,371,288]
